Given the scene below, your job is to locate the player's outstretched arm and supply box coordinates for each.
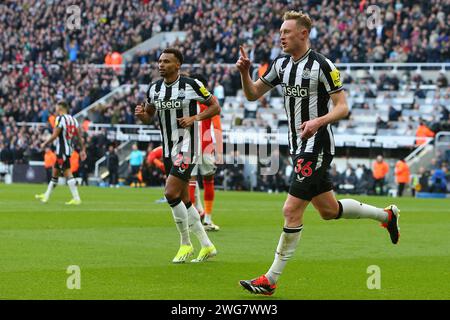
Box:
[236,45,271,101]
[300,90,349,140]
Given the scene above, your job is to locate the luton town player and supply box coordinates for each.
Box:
[135,48,221,263]
[236,11,400,295]
[188,74,223,232]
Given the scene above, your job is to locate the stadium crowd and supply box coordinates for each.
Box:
[1,0,449,123]
[1,113,449,195]
[1,0,449,193]
[2,1,447,65]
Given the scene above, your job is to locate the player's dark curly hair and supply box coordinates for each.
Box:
[161,48,184,65]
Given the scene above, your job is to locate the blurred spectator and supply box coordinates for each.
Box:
[357,165,373,195]
[70,149,80,179]
[213,81,225,107]
[329,164,342,192]
[439,105,449,122]
[82,117,91,133]
[415,121,436,146]
[372,155,389,195]
[375,116,389,131]
[430,164,448,193]
[395,158,410,197]
[436,73,449,88]
[43,146,56,183]
[417,166,431,193]
[342,164,357,194]
[223,150,245,191]
[388,105,401,122]
[106,145,119,188]
[79,156,90,186]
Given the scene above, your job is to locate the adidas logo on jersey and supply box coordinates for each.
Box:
[282,84,309,98]
[155,99,183,110]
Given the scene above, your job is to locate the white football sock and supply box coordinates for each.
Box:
[44,177,58,200]
[265,226,303,285]
[195,181,204,213]
[67,178,81,201]
[186,203,212,248]
[204,213,212,224]
[338,199,388,223]
[169,199,191,246]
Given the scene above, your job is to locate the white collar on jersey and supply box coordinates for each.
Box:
[163,75,180,87]
[291,48,312,64]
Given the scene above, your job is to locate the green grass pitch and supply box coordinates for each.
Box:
[0,183,449,300]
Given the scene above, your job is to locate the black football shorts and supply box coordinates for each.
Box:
[289,152,334,201]
[55,155,71,172]
[163,154,195,182]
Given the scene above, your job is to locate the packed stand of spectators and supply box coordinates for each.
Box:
[131,0,449,65]
[0,116,45,164]
[90,82,142,125]
[0,0,178,125]
[0,0,181,65]
[412,155,450,194]
[330,163,380,195]
[1,0,450,187]
[0,62,124,122]
[1,0,449,123]
[2,1,448,68]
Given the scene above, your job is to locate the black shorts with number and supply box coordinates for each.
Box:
[55,155,71,172]
[163,154,195,182]
[289,153,334,201]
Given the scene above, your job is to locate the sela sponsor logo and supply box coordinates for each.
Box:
[155,99,183,110]
[282,84,309,98]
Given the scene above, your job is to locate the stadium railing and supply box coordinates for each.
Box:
[83,123,422,149]
[435,131,450,160]
[93,140,134,180]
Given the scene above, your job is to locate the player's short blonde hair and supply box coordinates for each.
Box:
[283,11,312,32]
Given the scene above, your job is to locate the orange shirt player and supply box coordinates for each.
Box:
[189,99,223,231]
[147,146,168,203]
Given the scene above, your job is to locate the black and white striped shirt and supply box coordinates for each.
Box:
[261,48,343,156]
[55,114,79,158]
[146,75,212,162]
